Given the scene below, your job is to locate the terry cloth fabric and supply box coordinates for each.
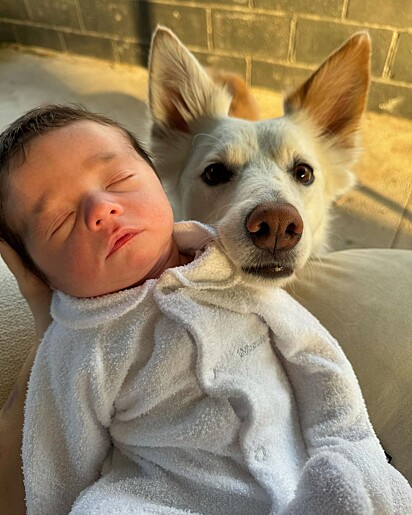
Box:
[23,222,411,515]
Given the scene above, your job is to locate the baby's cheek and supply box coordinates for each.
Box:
[52,255,95,296]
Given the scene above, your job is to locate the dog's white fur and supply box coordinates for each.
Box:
[148,27,371,286]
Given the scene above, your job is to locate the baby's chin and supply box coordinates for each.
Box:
[51,277,140,299]
[50,258,167,297]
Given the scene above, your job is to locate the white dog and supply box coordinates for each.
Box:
[148,27,370,286]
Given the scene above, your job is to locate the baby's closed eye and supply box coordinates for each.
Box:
[48,211,76,239]
[106,172,139,192]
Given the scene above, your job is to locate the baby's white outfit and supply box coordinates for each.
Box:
[23,222,411,514]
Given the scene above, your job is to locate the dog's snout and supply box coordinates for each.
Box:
[246,202,304,251]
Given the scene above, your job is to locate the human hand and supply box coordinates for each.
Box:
[0,241,52,338]
[0,242,51,514]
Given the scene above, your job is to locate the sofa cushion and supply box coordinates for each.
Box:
[286,248,411,481]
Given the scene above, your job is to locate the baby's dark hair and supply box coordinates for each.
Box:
[0,104,154,281]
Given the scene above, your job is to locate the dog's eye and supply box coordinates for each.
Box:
[201,163,233,186]
[292,163,314,185]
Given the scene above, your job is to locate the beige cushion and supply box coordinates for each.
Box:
[0,249,410,482]
[286,249,412,482]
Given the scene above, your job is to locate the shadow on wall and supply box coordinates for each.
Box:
[134,1,154,66]
[330,198,412,251]
[357,184,412,224]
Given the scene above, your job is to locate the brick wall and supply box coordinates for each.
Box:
[0,0,411,118]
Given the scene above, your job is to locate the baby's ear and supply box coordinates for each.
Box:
[284,32,371,150]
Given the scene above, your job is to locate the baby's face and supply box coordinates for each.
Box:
[6,121,175,297]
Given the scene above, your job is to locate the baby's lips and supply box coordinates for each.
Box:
[107,229,141,257]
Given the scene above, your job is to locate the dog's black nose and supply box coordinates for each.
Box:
[246,202,304,251]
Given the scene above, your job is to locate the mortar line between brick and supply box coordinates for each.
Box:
[74,0,86,32]
[206,8,213,51]
[112,40,120,65]
[58,32,67,53]
[22,0,33,19]
[245,56,252,85]
[372,76,411,88]
[287,16,297,63]
[341,0,350,19]
[383,31,400,80]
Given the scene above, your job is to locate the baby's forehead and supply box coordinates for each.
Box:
[41,120,131,147]
[7,120,139,198]
[14,121,135,168]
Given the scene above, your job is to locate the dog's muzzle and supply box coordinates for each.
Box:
[245,202,303,251]
[242,202,304,279]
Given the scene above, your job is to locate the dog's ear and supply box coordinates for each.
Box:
[148,26,232,132]
[284,32,371,150]
[207,69,260,121]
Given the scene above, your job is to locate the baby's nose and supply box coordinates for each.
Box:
[85,196,122,230]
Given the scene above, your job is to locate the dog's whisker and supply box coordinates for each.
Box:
[192,133,226,153]
[213,200,244,221]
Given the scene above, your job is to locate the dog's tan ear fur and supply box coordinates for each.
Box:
[207,69,260,121]
[149,26,232,132]
[284,32,371,149]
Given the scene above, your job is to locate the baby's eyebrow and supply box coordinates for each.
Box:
[28,196,57,240]
[32,191,50,217]
[82,151,117,169]
[20,194,50,241]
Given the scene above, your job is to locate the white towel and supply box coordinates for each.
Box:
[23,222,411,514]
